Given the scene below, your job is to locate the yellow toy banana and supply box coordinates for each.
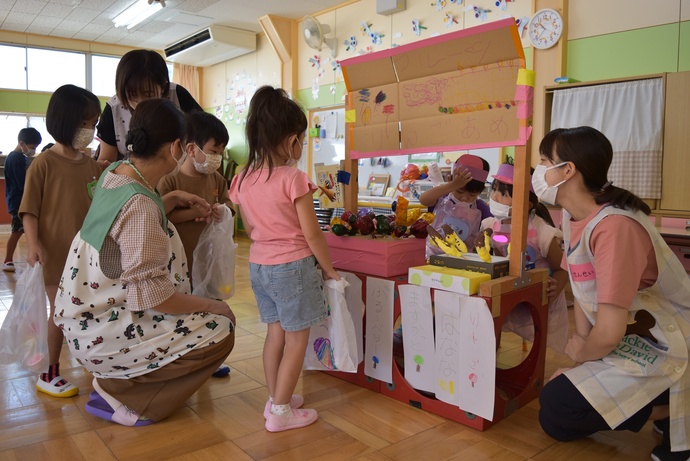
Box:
[441,224,468,254]
[427,226,464,257]
[475,229,492,263]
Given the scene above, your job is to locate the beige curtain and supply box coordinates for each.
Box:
[172,63,200,102]
[550,79,664,199]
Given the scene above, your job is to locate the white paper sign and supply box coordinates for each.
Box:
[457,296,496,421]
[364,277,394,383]
[434,290,462,405]
[342,272,364,364]
[399,284,436,393]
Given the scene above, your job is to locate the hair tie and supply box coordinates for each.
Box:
[601,180,613,191]
[126,144,134,152]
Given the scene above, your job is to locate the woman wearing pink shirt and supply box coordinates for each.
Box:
[229,86,340,433]
[535,126,690,461]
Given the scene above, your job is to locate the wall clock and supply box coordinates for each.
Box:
[528,8,563,49]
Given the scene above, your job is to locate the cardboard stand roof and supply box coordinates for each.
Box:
[340,18,531,158]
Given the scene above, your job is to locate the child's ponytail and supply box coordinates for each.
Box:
[240,86,307,189]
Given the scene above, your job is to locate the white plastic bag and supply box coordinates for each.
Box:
[303,276,359,373]
[0,263,49,372]
[192,206,237,300]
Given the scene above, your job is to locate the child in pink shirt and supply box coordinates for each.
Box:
[229,86,340,432]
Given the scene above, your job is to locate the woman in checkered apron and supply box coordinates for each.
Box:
[534,127,690,461]
[57,99,235,427]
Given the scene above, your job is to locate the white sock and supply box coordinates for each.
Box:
[271,403,291,416]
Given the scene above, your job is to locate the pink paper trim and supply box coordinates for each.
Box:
[517,100,533,118]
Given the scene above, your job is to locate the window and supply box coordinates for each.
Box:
[91,54,120,97]
[0,45,123,94]
[0,45,27,90]
[27,48,86,92]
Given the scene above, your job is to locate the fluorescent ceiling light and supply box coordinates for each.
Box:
[113,1,163,29]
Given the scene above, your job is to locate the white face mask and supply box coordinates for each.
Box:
[24,148,36,158]
[532,162,568,205]
[489,199,512,219]
[170,143,187,175]
[73,128,95,151]
[193,145,223,175]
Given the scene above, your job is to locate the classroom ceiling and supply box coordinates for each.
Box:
[0,0,345,50]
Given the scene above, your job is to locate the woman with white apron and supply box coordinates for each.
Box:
[534,127,690,461]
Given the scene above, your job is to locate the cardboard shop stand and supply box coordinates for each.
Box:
[326,18,548,430]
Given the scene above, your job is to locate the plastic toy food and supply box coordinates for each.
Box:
[441,224,468,254]
[393,225,408,238]
[476,229,493,262]
[355,215,375,235]
[331,224,349,236]
[406,208,421,226]
[418,212,435,224]
[341,210,357,227]
[395,196,409,225]
[428,225,465,257]
[409,219,429,238]
[375,214,392,235]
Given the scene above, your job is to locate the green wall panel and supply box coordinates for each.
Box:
[0,90,111,115]
[567,23,680,81]
[680,20,690,72]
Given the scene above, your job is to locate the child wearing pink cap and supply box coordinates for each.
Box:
[482,162,569,352]
[419,154,492,256]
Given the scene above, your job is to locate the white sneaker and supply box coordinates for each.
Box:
[2,262,15,272]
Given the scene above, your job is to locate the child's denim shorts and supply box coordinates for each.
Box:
[249,255,328,331]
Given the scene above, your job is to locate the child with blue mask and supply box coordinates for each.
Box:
[481,163,570,352]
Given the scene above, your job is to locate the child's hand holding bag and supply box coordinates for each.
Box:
[192,205,237,300]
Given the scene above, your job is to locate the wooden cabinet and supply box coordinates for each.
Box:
[660,71,690,213]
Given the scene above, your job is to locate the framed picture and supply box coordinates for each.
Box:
[408,152,440,163]
[367,174,390,197]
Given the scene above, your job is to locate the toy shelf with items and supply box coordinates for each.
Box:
[322,17,545,431]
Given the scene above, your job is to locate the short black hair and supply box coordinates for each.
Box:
[185,111,229,149]
[46,85,101,146]
[116,49,170,111]
[18,127,42,145]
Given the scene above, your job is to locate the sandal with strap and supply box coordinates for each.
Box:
[85,395,154,427]
[36,376,79,398]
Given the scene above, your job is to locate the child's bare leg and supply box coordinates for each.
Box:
[263,322,286,399]
[45,284,62,364]
[272,328,309,405]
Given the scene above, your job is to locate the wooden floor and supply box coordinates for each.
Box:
[0,233,661,461]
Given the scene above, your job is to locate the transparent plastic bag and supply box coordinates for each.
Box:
[303,276,358,373]
[0,263,49,372]
[192,206,237,300]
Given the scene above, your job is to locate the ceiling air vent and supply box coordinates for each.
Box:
[164,24,256,67]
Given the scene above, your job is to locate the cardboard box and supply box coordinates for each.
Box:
[429,253,510,279]
[324,232,427,278]
[408,265,491,295]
